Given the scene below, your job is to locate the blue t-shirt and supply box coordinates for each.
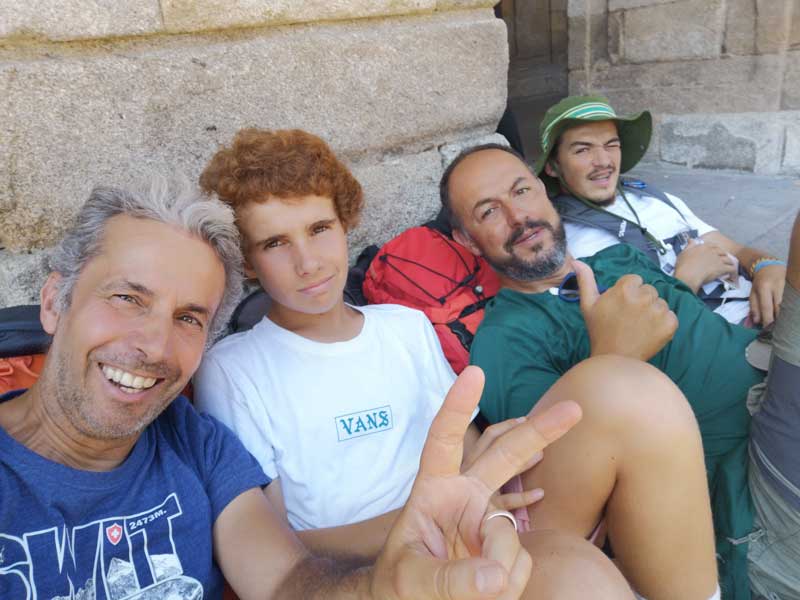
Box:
[0,392,269,599]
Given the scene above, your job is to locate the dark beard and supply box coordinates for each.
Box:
[486,219,568,282]
[590,195,617,207]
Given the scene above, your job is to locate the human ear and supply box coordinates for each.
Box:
[544,160,560,178]
[453,227,483,258]
[40,273,64,335]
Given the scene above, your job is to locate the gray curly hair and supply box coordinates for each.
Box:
[48,176,244,344]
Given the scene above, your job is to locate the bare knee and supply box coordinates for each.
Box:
[521,529,634,600]
[536,355,701,449]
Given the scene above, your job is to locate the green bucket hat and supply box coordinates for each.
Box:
[533,95,652,196]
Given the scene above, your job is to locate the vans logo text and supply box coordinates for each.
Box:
[336,406,393,441]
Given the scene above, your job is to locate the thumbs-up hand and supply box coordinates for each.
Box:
[573,260,678,361]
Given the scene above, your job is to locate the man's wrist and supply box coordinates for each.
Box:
[750,257,786,278]
[673,266,700,293]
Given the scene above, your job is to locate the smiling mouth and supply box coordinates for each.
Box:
[513,227,543,246]
[100,363,161,395]
[299,275,334,294]
[588,170,615,182]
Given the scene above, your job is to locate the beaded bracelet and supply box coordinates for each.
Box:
[750,257,787,279]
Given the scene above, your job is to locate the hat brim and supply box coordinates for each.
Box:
[535,110,652,197]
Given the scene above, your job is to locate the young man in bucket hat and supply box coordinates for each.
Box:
[440,142,800,599]
[535,95,786,327]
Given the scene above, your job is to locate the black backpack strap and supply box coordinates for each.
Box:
[425,207,454,239]
[553,193,663,265]
[447,297,494,352]
[0,305,52,358]
[344,245,379,306]
[620,178,691,225]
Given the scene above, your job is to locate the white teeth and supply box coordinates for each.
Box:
[101,364,157,390]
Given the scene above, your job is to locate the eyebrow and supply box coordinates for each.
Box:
[181,303,211,319]
[251,218,338,247]
[568,137,621,149]
[472,176,528,215]
[101,278,155,297]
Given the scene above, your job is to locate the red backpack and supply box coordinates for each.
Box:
[363,226,500,374]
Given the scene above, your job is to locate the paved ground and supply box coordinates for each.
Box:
[629,163,800,260]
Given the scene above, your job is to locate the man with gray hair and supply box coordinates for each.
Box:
[0,176,622,599]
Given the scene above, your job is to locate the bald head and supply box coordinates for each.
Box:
[438,145,567,285]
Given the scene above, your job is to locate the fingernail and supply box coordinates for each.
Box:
[530,450,544,463]
[476,565,505,594]
[515,416,527,423]
[534,402,580,440]
[529,488,544,501]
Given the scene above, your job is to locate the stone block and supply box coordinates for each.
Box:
[0,250,49,307]
[658,113,785,173]
[514,1,552,58]
[582,54,784,114]
[608,0,674,9]
[724,0,756,55]
[347,149,442,258]
[435,0,496,8]
[550,9,569,64]
[1,1,162,42]
[791,0,800,48]
[439,133,508,168]
[567,0,607,17]
[161,1,495,33]
[508,62,568,102]
[755,0,791,54]
[782,50,800,109]
[621,0,725,63]
[348,133,507,256]
[568,12,609,70]
[0,12,507,251]
[607,10,623,63]
[783,122,800,173]
[161,0,434,32]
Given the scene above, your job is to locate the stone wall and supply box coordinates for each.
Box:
[568,0,800,175]
[0,1,507,306]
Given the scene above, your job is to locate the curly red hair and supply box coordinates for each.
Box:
[200,128,363,230]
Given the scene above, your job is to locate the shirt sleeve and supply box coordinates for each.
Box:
[470,324,562,423]
[415,312,466,418]
[193,354,279,480]
[663,193,716,237]
[167,397,270,522]
[564,221,620,259]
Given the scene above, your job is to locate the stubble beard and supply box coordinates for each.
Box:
[48,349,175,441]
[485,219,568,282]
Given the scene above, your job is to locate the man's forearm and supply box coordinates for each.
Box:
[296,510,399,560]
[275,555,373,600]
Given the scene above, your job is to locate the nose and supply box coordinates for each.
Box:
[591,146,615,166]
[132,311,174,364]
[505,201,529,228]
[292,240,322,276]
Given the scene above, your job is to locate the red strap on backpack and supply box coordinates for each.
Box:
[363,226,499,373]
[0,354,47,395]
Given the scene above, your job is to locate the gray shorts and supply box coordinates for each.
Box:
[748,283,800,598]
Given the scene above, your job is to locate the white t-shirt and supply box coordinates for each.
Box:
[564,190,750,323]
[193,304,457,531]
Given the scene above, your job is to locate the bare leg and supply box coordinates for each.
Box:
[788,211,800,290]
[522,529,635,599]
[521,355,717,600]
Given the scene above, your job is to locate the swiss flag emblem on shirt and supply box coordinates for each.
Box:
[106,523,123,545]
